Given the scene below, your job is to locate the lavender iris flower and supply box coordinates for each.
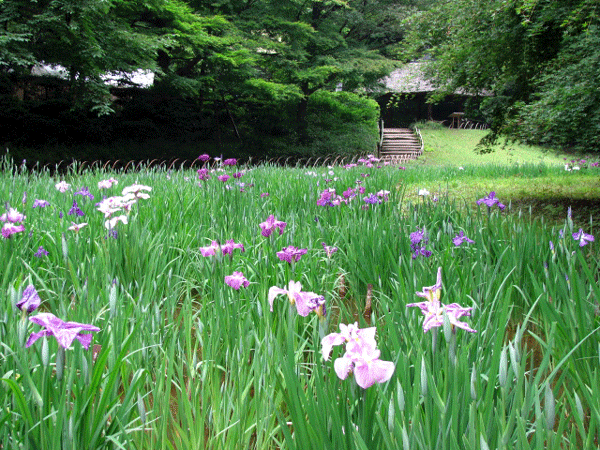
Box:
[276,246,307,264]
[363,193,381,205]
[17,285,41,313]
[476,191,505,210]
[453,231,475,246]
[572,229,594,247]
[32,199,50,208]
[74,187,94,201]
[407,267,476,333]
[26,313,100,349]
[410,227,431,258]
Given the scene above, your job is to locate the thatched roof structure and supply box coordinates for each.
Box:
[381,61,491,96]
[381,61,438,94]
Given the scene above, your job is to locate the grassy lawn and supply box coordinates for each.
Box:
[401,123,600,226]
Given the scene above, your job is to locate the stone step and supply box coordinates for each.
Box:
[379,127,422,162]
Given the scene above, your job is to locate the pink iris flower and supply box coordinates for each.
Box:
[259,215,287,237]
[2,223,25,238]
[122,184,152,199]
[225,271,250,290]
[1,207,26,223]
[98,178,118,189]
[68,222,88,232]
[55,181,71,193]
[199,240,221,257]
[276,246,307,264]
[221,239,245,255]
[268,281,326,317]
[321,322,394,389]
[26,312,100,349]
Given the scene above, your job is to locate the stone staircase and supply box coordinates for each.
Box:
[379,127,423,164]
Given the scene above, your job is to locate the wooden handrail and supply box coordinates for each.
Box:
[414,127,424,155]
[378,119,384,157]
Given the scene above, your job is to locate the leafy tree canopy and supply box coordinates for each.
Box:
[404,0,600,152]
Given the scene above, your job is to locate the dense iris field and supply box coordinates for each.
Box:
[1,157,599,449]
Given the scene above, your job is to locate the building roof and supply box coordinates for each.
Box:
[381,61,438,93]
[382,61,491,96]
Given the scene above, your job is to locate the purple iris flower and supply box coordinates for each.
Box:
[363,193,381,205]
[26,313,100,349]
[476,191,505,210]
[453,231,475,246]
[68,200,85,217]
[343,188,356,199]
[410,227,431,258]
[74,187,94,201]
[223,158,238,166]
[317,189,336,207]
[32,199,50,208]
[224,271,250,290]
[34,246,49,258]
[259,215,286,237]
[276,246,307,264]
[407,267,476,333]
[233,172,243,179]
[198,154,211,162]
[217,174,230,183]
[572,229,594,247]
[17,285,41,313]
[197,168,211,181]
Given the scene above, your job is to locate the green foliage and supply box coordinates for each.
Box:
[310,90,380,124]
[404,0,600,153]
[506,25,600,151]
[1,159,600,448]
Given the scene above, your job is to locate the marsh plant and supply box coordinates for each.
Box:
[1,155,599,449]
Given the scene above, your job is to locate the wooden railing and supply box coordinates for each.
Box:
[414,126,424,155]
[378,119,385,157]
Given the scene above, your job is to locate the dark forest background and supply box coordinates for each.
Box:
[1,0,598,165]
